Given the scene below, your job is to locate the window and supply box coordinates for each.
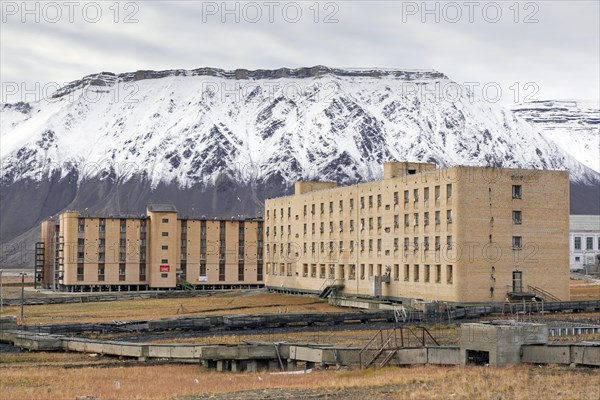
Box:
[413,189,419,202]
[339,200,343,211]
[586,237,593,250]
[424,212,429,226]
[446,184,452,199]
[350,220,354,232]
[377,194,382,207]
[424,265,430,283]
[435,211,440,225]
[447,210,453,223]
[435,236,441,250]
[393,192,399,205]
[404,190,409,203]
[162,218,169,223]
[368,195,373,208]
[404,214,409,227]
[162,232,168,237]
[394,264,400,281]
[369,218,373,230]
[329,201,333,213]
[435,185,440,200]
[162,245,168,250]
[447,236,453,249]
[161,258,168,263]
[394,215,399,228]
[512,236,522,250]
[369,239,373,252]
[424,237,430,250]
[339,221,344,232]
[513,211,522,224]
[77,264,84,281]
[424,187,429,201]
[575,257,580,262]
[321,203,324,214]
[360,197,365,209]
[404,264,410,281]
[574,237,581,250]
[413,213,419,226]
[377,217,382,229]
[435,265,441,283]
[512,185,522,199]
[98,253,105,262]
[447,265,453,284]
[414,265,420,282]
[413,237,419,250]
[350,198,354,210]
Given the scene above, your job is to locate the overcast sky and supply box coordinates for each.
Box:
[1,1,599,105]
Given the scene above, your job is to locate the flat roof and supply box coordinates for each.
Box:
[570,215,600,232]
[147,204,178,212]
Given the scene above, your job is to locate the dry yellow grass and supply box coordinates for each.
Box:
[570,281,600,300]
[150,325,460,347]
[1,292,341,324]
[1,359,598,400]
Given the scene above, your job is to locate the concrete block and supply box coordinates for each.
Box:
[571,345,600,366]
[427,347,460,365]
[522,345,570,365]
[397,348,427,365]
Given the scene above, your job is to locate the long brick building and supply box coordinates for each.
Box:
[263,162,570,303]
[36,205,264,291]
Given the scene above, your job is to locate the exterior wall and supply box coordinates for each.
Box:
[147,210,178,288]
[40,207,263,290]
[454,167,570,302]
[264,163,570,303]
[570,215,600,271]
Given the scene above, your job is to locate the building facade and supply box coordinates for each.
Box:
[36,205,264,291]
[264,162,570,303]
[570,215,600,272]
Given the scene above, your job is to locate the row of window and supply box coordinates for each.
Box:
[573,236,600,251]
[267,185,454,220]
[266,235,454,255]
[266,210,454,239]
[267,184,524,222]
[76,263,146,282]
[266,263,454,284]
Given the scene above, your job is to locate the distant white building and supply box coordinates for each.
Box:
[570,215,600,272]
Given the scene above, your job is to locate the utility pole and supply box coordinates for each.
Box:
[20,272,27,322]
[0,269,4,316]
[52,229,57,292]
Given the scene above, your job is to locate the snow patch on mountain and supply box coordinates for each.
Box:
[1,66,598,190]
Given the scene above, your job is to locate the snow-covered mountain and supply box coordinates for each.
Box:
[512,100,599,173]
[1,66,599,266]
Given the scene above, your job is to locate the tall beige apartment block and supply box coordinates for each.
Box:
[36,205,264,291]
[264,162,570,303]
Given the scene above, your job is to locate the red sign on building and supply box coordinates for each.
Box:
[160,265,170,272]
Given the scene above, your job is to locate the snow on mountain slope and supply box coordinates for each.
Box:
[512,100,600,173]
[2,66,598,190]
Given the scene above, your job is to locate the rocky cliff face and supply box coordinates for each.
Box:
[512,100,599,174]
[1,66,599,266]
